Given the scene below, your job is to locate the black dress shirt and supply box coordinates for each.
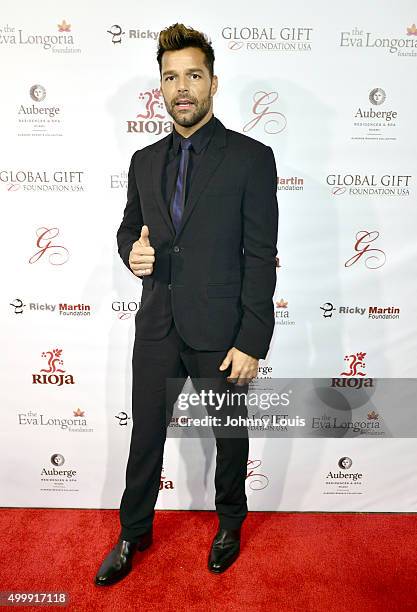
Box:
[163,114,216,211]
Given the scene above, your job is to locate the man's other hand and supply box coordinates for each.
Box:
[219,347,258,386]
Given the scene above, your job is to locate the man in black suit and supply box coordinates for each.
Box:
[95,23,278,586]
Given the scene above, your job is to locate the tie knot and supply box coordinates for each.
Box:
[181,138,192,152]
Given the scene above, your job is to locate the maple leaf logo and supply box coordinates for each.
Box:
[73,408,85,417]
[275,298,288,308]
[58,20,71,32]
[407,23,417,36]
[367,410,379,420]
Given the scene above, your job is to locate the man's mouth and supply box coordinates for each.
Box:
[175,99,194,110]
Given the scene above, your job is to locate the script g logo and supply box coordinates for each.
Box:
[345,230,386,270]
[243,91,287,134]
[29,227,69,265]
[107,24,125,44]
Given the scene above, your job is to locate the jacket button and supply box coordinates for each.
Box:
[168,283,172,290]
[173,246,180,253]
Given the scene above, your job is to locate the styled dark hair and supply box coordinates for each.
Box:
[157,23,215,77]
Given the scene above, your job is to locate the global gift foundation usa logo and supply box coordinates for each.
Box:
[32,348,75,386]
[340,25,417,57]
[222,25,313,52]
[127,88,172,135]
[0,21,81,53]
[1,169,85,192]
[327,173,411,197]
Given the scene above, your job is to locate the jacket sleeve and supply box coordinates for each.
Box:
[233,145,278,359]
[116,150,144,274]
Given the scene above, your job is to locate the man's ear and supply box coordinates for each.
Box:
[211,75,218,96]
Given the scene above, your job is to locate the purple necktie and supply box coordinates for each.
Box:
[171,138,192,233]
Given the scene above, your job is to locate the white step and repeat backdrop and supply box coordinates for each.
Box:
[1,0,417,511]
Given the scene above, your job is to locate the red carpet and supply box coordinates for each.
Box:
[0,509,416,611]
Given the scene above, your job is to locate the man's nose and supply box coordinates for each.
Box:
[177,76,188,92]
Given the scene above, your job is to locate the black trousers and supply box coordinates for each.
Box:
[119,319,249,542]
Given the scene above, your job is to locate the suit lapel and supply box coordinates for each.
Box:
[151,134,176,237]
[175,118,227,241]
[150,118,228,241]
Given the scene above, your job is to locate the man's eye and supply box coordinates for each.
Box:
[165,75,175,81]
[190,73,200,79]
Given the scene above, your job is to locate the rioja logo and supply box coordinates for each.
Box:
[340,352,367,377]
[32,348,75,386]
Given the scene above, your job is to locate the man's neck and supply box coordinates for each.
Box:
[174,111,214,138]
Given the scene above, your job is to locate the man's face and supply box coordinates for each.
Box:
[342,458,350,468]
[33,87,43,100]
[373,90,383,103]
[160,47,218,128]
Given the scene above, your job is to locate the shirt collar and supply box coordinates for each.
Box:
[171,114,216,155]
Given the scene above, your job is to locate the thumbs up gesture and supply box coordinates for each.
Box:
[129,225,155,277]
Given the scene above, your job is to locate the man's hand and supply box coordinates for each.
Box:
[129,225,155,277]
[219,347,258,386]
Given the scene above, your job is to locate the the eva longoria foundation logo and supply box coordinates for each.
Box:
[320,301,400,320]
[340,26,417,57]
[340,352,367,377]
[110,170,128,189]
[246,459,269,490]
[327,173,411,197]
[274,298,295,326]
[222,25,313,52]
[0,21,81,53]
[127,87,172,135]
[243,91,287,134]
[344,230,386,270]
[29,227,70,265]
[32,348,75,386]
[18,408,93,433]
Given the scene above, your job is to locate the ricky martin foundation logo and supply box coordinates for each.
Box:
[10,298,92,317]
[222,26,313,52]
[127,87,172,135]
[277,176,304,191]
[327,173,411,197]
[340,25,417,57]
[32,348,75,386]
[107,24,158,44]
[0,20,81,53]
[351,88,398,142]
[17,84,63,137]
[320,301,400,320]
[243,91,287,134]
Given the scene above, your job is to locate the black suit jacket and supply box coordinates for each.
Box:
[117,117,278,359]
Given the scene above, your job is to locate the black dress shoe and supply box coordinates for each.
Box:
[94,529,152,586]
[208,527,241,574]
